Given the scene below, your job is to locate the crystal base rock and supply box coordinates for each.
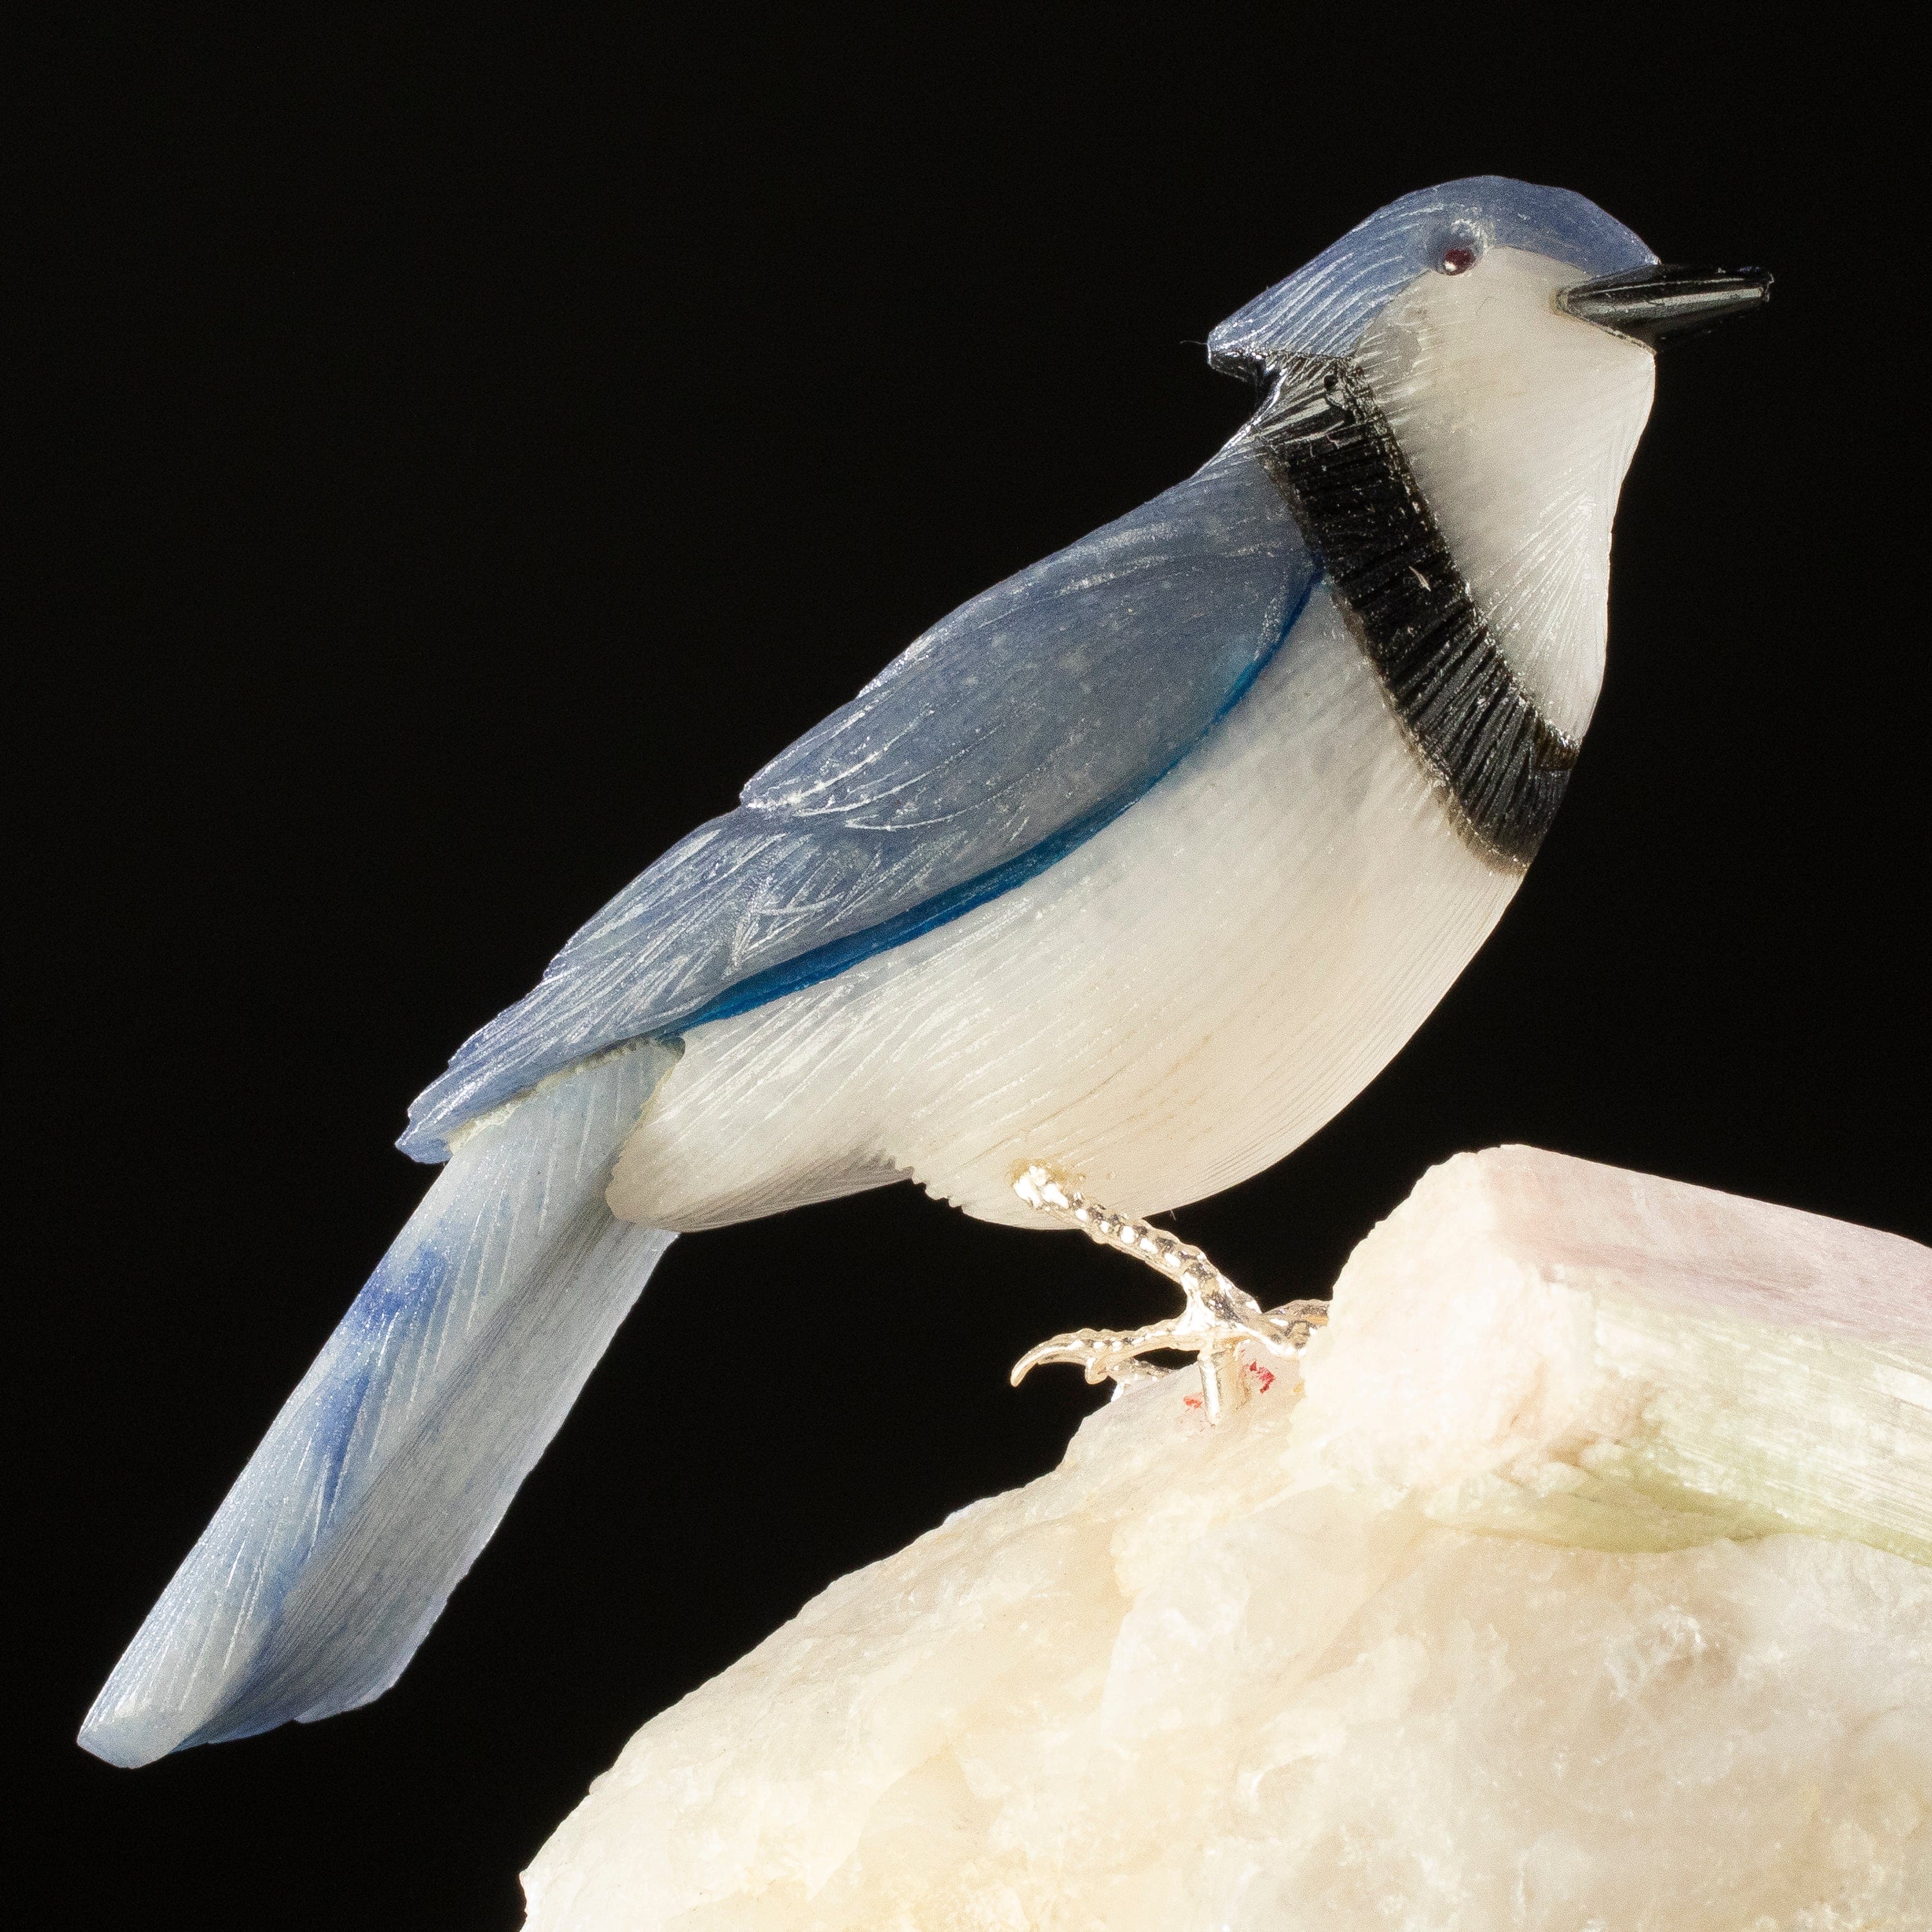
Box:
[524,1147,1932,1930]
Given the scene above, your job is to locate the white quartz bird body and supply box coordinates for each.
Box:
[81,178,1770,1767]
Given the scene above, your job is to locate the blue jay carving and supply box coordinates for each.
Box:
[82,177,1768,1767]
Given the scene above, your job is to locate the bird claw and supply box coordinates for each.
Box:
[1008,1164,1328,1423]
[1010,1325,1192,1389]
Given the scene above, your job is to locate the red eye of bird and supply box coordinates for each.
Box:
[1439,245,1478,275]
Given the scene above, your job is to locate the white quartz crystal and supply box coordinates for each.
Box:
[524,1148,1932,1930]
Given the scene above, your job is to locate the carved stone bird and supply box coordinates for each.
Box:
[82,177,1768,1767]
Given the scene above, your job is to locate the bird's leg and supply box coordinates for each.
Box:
[1008,1164,1327,1424]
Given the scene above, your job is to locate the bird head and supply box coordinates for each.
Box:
[1213,178,1769,739]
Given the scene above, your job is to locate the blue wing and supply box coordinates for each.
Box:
[402,439,1313,1160]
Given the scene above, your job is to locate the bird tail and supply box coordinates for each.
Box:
[79,1039,679,1769]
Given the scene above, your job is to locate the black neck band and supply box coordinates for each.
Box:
[1249,359,1578,869]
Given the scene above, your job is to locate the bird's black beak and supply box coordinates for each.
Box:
[1558,264,1772,347]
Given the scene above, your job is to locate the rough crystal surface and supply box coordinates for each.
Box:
[524,1148,1932,1930]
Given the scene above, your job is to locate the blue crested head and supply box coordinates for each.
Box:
[1209,177,1660,373]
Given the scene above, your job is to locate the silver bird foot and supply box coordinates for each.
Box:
[1008,1164,1328,1424]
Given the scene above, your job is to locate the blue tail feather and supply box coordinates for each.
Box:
[79,1041,677,1768]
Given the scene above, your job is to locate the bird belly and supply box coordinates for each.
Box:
[610,580,1520,1231]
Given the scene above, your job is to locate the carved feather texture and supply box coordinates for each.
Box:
[401,448,1311,1159]
[614,584,1519,1231]
[80,1043,676,1767]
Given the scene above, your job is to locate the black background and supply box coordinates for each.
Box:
[18,14,1924,1929]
